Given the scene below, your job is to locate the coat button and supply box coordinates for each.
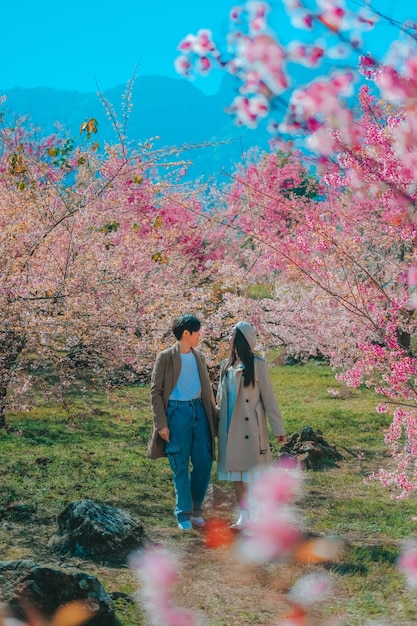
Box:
[245,435,249,439]
[245,417,249,421]
[245,399,249,402]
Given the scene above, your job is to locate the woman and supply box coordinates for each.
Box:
[217,321,286,529]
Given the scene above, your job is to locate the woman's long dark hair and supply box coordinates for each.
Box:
[222,327,255,387]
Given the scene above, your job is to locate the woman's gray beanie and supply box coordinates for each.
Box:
[234,321,257,349]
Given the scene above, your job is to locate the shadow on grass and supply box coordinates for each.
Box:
[5,419,151,447]
[327,562,368,575]
[351,543,399,564]
[326,542,400,576]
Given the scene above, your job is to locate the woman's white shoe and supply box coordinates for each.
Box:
[230,510,249,530]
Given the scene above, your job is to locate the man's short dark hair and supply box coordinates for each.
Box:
[172,314,201,340]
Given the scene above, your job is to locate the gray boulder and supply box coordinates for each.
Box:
[3,563,120,625]
[51,499,147,564]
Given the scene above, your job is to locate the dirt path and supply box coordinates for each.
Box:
[1,481,407,626]
[169,534,306,625]
[144,486,334,626]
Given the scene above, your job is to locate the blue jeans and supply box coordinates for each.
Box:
[165,398,212,523]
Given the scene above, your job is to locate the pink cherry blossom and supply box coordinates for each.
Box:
[397,542,417,589]
[282,0,303,9]
[236,463,303,562]
[198,57,211,74]
[247,1,269,33]
[237,33,288,94]
[407,266,417,287]
[130,548,201,626]
[230,5,244,22]
[354,7,379,31]
[238,507,302,562]
[251,465,303,505]
[317,3,347,34]
[174,55,192,77]
[287,41,326,67]
[177,34,196,52]
[288,9,314,31]
[289,572,334,604]
[226,94,270,127]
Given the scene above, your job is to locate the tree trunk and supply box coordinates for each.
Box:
[0,386,7,429]
[0,329,27,429]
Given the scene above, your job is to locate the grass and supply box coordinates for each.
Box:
[0,362,416,625]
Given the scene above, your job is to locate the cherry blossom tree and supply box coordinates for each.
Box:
[0,102,229,428]
[175,1,417,496]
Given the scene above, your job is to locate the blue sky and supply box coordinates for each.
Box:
[0,0,414,95]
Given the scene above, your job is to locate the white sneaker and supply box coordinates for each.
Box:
[190,516,205,528]
[230,510,249,530]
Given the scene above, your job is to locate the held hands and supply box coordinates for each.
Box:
[276,435,287,444]
[158,427,170,442]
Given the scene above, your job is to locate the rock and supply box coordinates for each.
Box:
[7,564,120,625]
[0,560,34,603]
[279,426,344,470]
[2,502,36,520]
[50,499,147,564]
[109,591,135,604]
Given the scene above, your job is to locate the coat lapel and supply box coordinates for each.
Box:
[171,343,181,390]
[193,348,207,395]
[235,365,244,396]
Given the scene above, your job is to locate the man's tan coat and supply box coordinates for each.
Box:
[147,343,218,460]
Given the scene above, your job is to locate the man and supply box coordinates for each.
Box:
[148,314,218,530]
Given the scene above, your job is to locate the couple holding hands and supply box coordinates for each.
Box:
[148,314,286,531]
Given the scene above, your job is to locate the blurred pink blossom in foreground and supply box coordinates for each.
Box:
[397,541,417,589]
[289,571,334,604]
[130,548,201,626]
[238,464,304,562]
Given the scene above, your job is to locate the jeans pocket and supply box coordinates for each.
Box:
[165,443,182,471]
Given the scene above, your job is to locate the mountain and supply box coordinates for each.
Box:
[1,75,273,181]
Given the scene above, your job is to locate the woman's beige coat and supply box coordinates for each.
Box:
[147,342,218,460]
[217,356,285,473]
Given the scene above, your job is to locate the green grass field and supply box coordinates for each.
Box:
[0,362,416,625]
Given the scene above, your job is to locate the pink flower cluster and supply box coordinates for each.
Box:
[175,29,217,76]
[130,548,201,625]
[237,463,304,562]
[408,266,417,309]
[175,1,378,134]
[288,571,334,605]
[397,541,417,589]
